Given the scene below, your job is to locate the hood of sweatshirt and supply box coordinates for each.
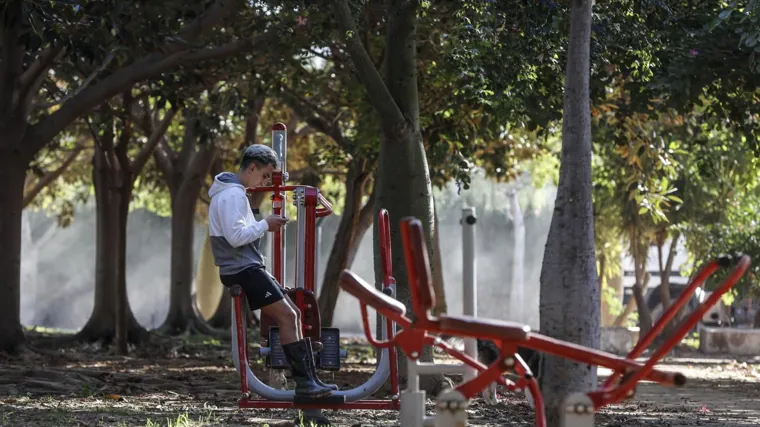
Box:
[209,172,245,198]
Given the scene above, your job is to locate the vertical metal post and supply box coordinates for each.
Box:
[295,187,307,290]
[462,207,478,382]
[400,359,426,427]
[270,124,288,286]
[303,188,318,293]
[316,216,325,290]
[271,123,288,174]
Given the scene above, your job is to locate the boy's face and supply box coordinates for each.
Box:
[243,163,275,188]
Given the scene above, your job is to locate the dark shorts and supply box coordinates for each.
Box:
[220,266,285,311]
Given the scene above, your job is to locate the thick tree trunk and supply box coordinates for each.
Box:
[537,1,598,425]
[160,138,216,335]
[331,0,441,392]
[0,151,29,354]
[75,148,146,345]
[162,186,200,333]
[374,0,439,392]
[114,178,131,354]
[318,160,369,326]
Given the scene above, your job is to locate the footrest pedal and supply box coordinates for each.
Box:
[266,327,290,369]
[317,327,341,371]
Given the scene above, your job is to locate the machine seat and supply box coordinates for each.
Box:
[339,270,406,316]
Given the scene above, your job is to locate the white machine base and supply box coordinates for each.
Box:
[435,389,469,427]
[400,390,428,426]
[561,392,595,427]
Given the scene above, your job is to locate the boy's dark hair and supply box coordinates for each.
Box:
[239,144,278,171]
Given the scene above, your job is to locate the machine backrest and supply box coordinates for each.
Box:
[400,217,435,317]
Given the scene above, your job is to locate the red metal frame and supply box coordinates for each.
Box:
[378,210,401,403]
[339,215,752,427]
[304,188,318,292]
[231,204,401,411]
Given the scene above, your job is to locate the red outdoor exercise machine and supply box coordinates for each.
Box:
[338,214,751,427]
[227,123,401,424]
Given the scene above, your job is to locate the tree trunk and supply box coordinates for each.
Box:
[630,239,653,336]
[160,139,216,335]
[430,200,447,315]
[537,1,598,425]
[346,185,375,268]
[331,0,441,392]
[243,97,266,146]
[613,272,649,327]
[657,234,672,314]
[655,233,682,345]
[368,0,439,392]
[114,175,131,355]
[162,185,200,333]
[75,148,146,345]
[0,151,29,354]
[318,159,369,326]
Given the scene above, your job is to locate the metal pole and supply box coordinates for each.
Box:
[462,207,478,382]
[316,217,325,291]
[295,187,306,289]
[272,124,288,174]
[270,124,288,286]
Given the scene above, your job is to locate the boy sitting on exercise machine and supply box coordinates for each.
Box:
[207,144,336,398]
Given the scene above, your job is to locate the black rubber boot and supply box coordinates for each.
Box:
[282,339,333,398]
[305,337,339,391]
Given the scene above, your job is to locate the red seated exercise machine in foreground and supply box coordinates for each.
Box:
[338,215,751,427]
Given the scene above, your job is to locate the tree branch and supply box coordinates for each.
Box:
[330,0,405,133]
[31,52,114,112]
[153,138,176,192]
[281,87,346,146]
[18,45,65,109]
[27,13,276,157]
[22,144,85,208]
[0,2,24,120]
[132,107,178,174]
[173,0,237,49]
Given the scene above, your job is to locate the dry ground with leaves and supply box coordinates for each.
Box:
[0,334,758,427]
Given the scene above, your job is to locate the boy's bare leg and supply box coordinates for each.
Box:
[283,295,303,341]
[260,299,298,344]
[282,293,337,390]
[261,297,333,396]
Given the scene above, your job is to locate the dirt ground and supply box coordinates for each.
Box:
[0,335,758,427]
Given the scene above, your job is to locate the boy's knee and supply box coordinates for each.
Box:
[279,305,298,325]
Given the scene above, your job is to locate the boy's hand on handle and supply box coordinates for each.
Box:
[265,215,289,231]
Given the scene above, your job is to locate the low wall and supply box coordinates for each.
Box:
[699,326,760,356]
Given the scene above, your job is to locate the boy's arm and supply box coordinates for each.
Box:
[217,192,269,248]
